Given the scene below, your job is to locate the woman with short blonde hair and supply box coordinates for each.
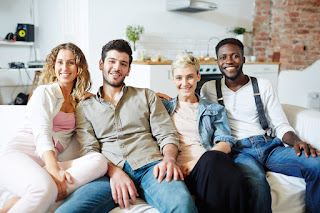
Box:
[171,53,200,74]
[162,53,251,212]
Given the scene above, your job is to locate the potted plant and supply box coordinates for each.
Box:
[232,27,247,43]
[233,27,246,35]
[126,25,145,52]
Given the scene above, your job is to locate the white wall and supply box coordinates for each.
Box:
[36,0,64,60]
[87,0,255,92]
[37,0,90,59]
[0,0,35,104]
[2,0,319,111]
[1,0,255,100]
[278,60,320,111]
[0,0,35,68]
[0,0,89,104]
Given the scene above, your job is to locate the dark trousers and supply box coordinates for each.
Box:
[185,150,252,213]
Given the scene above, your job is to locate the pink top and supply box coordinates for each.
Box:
[53,111,76,132]
[172,101,206,167]
[52,111,75,153]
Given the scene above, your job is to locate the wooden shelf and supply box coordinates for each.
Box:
[132,60,217,65]
[0,68,39,87]
[0,68,41,72]
[0,41,34,46]
[132,60,280,65]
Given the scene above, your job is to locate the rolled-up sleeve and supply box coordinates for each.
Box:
[75,102,101,156]
[212,105,237,148]
[147,90,180,152]
[262,81,295,140]
[28,86,57,158]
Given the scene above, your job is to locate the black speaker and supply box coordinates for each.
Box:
[16,23,34,42]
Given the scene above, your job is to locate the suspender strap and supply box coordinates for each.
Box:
[214,77,270,135]
[250,76,269,131]
[215,79,224,106]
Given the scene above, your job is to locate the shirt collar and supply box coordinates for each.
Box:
[96,84,128,103]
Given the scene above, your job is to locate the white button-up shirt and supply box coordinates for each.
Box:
[201,77,294,140]
[25,83,74,158]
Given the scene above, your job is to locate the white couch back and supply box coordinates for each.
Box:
[0,105,79,161]
[0,105,26,148]
[1,104,319,213]
[1,104,320,151]
[278,60,320,110]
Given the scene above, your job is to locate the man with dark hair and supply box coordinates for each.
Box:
[201,37,320,213]
[55,39,197,213]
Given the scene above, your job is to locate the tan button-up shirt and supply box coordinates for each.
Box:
[75,85,179,170]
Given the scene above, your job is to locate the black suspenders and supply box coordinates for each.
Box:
[215,78,224,106]
[250,77,269,132]
[215,77,270,134]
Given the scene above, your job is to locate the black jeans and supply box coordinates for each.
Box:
[185,150,252,213]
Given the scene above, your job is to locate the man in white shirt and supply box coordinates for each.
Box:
[201,38,320,213]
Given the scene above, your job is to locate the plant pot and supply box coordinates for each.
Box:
[236,34,244,43]
[132,51,139,61]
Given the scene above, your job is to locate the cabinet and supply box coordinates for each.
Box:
[125,63,280,98]
[125,64,178,97]
[243,63,280,90]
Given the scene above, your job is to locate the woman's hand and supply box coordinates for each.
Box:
[180,158,199,176]
[156,92,172,101]
[46,167,73,201]
[42,150,73,200]
[80,91,95,101]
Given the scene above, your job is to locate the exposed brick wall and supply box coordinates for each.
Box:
[252,0,320,70]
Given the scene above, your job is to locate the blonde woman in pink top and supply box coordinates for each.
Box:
[0,43,108,213]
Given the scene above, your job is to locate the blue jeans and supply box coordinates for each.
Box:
[231,135,320,213]
[56,160,197,213]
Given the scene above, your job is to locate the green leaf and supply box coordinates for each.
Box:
[126,25,145,51]
[233,27,246,35]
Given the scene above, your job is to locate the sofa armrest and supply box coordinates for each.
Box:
[282,104,320,150]
[0,105,26,148]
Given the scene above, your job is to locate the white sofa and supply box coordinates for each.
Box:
[1,104,320,213]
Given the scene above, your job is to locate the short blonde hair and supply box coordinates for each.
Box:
[38,43,91,106]
[171,53,200,76]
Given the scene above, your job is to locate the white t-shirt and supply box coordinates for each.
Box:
[171,101,206,166]
[201,77,294,140]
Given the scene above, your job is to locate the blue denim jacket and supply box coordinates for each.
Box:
[162,94,237,150]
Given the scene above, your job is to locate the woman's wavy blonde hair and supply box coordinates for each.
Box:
[171,53,200,76]
[38,43,91,106]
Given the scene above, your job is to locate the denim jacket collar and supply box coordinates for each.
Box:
[162,93,236,150]
[166,94,217,117]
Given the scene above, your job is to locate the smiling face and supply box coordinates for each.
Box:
[99,49,131,88]
[172,65,200,102]
[217,44,245,80]
[55,49,77,88]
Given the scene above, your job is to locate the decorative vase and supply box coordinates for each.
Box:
[132,50,139,61]
[236,34,244,43]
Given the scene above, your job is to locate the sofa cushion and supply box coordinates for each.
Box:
[282,104,320,150]
[0,105,313,212]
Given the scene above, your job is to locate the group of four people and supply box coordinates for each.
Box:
[0,38,319,213]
